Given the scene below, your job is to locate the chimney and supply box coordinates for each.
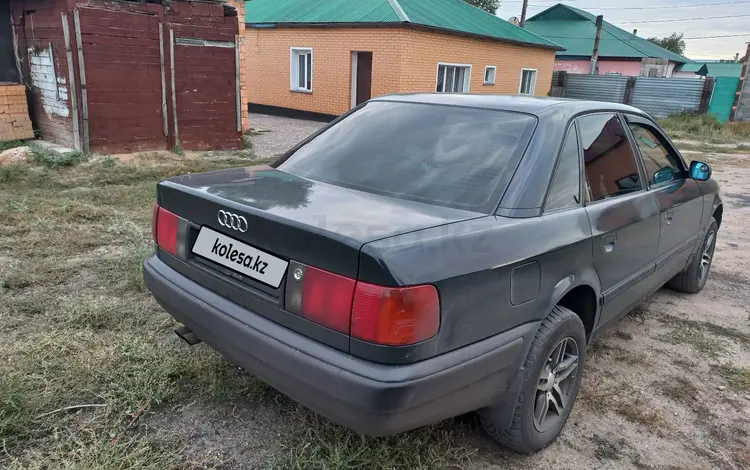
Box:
[632,29,637,36]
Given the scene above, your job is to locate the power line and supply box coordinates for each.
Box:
[543,33,749,40]
[501,0,750,9]
[619,14,750,24]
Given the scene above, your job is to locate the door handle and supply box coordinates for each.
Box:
[603,233,616,253]
[664,210,674,225]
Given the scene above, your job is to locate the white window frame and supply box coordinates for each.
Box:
[435,62,472,93]
[290,47,313,93]
[518,68,538,95]
[484,65,497,85]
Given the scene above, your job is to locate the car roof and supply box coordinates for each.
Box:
[371,93,647,119]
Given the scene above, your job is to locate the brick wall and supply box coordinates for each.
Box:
[241,26,556,116]
[243,28,408,116]
[400,29,556,97]
[0,83,34,142]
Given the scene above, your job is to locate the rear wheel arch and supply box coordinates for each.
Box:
[713,204,723,229]
[555,285,598,341]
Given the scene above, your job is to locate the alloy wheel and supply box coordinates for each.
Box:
[698,230,716,284]
[534,337,579,433]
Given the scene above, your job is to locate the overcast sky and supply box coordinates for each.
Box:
[496,0,750,60]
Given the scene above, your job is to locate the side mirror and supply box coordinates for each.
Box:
[689,161,712,181]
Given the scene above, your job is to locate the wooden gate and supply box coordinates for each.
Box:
[76,7,165,153]
[169,11,241,150]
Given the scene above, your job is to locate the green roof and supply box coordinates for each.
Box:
[245,0,562,49]
[677,62,743,78]
[525,4,690,63]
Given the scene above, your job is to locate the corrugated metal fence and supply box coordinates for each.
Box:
[629,77,704,117]
[559,73,712,118]
[564,74,630,103]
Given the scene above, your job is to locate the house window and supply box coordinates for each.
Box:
[290,48,312,92]
[436,63,471,93]
[519,68,537,95]
[484,66,496,85]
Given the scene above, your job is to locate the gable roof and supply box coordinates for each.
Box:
[525,4,691,63]
[245,0,563,50]
[677,62,743,78]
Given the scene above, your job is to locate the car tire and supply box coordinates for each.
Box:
[667,218,718,294]
[479,305,586,454]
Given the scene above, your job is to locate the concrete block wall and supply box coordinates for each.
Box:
[241,26,556,117]
[0,83,34,142]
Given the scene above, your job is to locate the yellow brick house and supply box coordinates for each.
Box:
[241,0,562,118]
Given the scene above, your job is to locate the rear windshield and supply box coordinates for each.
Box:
[277,101,537,213]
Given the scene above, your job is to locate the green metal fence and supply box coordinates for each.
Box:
[708,76,741,123]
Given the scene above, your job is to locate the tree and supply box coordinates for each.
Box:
[646,33,686,56]
[463,0,500,14]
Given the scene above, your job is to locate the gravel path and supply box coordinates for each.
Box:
[247,113,326,159]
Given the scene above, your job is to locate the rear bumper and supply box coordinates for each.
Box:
[144,255,536,436]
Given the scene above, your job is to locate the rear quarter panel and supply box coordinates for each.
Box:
[359,209,598,357]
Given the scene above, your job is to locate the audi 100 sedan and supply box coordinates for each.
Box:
[144,95,722,453]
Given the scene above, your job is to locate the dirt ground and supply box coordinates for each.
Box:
[1,122,749,469]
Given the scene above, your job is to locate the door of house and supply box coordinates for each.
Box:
[352,52,372,107]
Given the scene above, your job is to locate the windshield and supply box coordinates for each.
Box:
[277,101,537,213]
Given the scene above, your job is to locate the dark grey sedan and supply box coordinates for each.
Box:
[144,95,722,453]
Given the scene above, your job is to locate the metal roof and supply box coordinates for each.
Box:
[525,4,691,63]
[245,0,563,49]
[677,62,743,78]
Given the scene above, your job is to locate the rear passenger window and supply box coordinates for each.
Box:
[578,114,642,203]
[545,125,581,211]
[627,122,684,186]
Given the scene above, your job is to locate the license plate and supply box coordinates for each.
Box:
[191,226,288,288]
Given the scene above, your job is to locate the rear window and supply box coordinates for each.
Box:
[277,101,536,213]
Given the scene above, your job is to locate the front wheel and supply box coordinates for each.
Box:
[668,218,718,294]
[479,306,586,454]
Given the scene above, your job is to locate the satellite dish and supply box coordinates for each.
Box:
[509,16,520,25]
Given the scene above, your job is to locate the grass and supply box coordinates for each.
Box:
[658,113,750,144]
[0,151,275,467]
[657,322,726,355]
[0,150,476,469]
[272,409,475,470]
[712,364,750,392]
[27,142,86,168]
[0,139,26,152]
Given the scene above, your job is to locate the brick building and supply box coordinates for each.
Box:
[241,0,562,118]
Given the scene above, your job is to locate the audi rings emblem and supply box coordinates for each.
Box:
[217,210,248,233]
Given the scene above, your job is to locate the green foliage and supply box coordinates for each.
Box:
[658,112,750,143]
[28,143,85,168]
[646,32,686,55]
[102,155,117,168]
[0,140,26,152]
[462,0,499,14]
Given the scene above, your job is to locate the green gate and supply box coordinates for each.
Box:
[708,76,741,123]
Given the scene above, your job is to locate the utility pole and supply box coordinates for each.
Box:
[520,0,528,27]
[589,15,603,74]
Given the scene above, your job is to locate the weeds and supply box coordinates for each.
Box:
[712,364,750,392]
[659,113,750,143]
[0,139,26,152]
[28,143,85,168]
[657,322,725,354]
[272,408,475,470]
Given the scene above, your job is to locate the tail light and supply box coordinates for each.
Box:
[153,204,180,257]
[351,283,439,346]
[299,266,356,334]
[286,263,439,345]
